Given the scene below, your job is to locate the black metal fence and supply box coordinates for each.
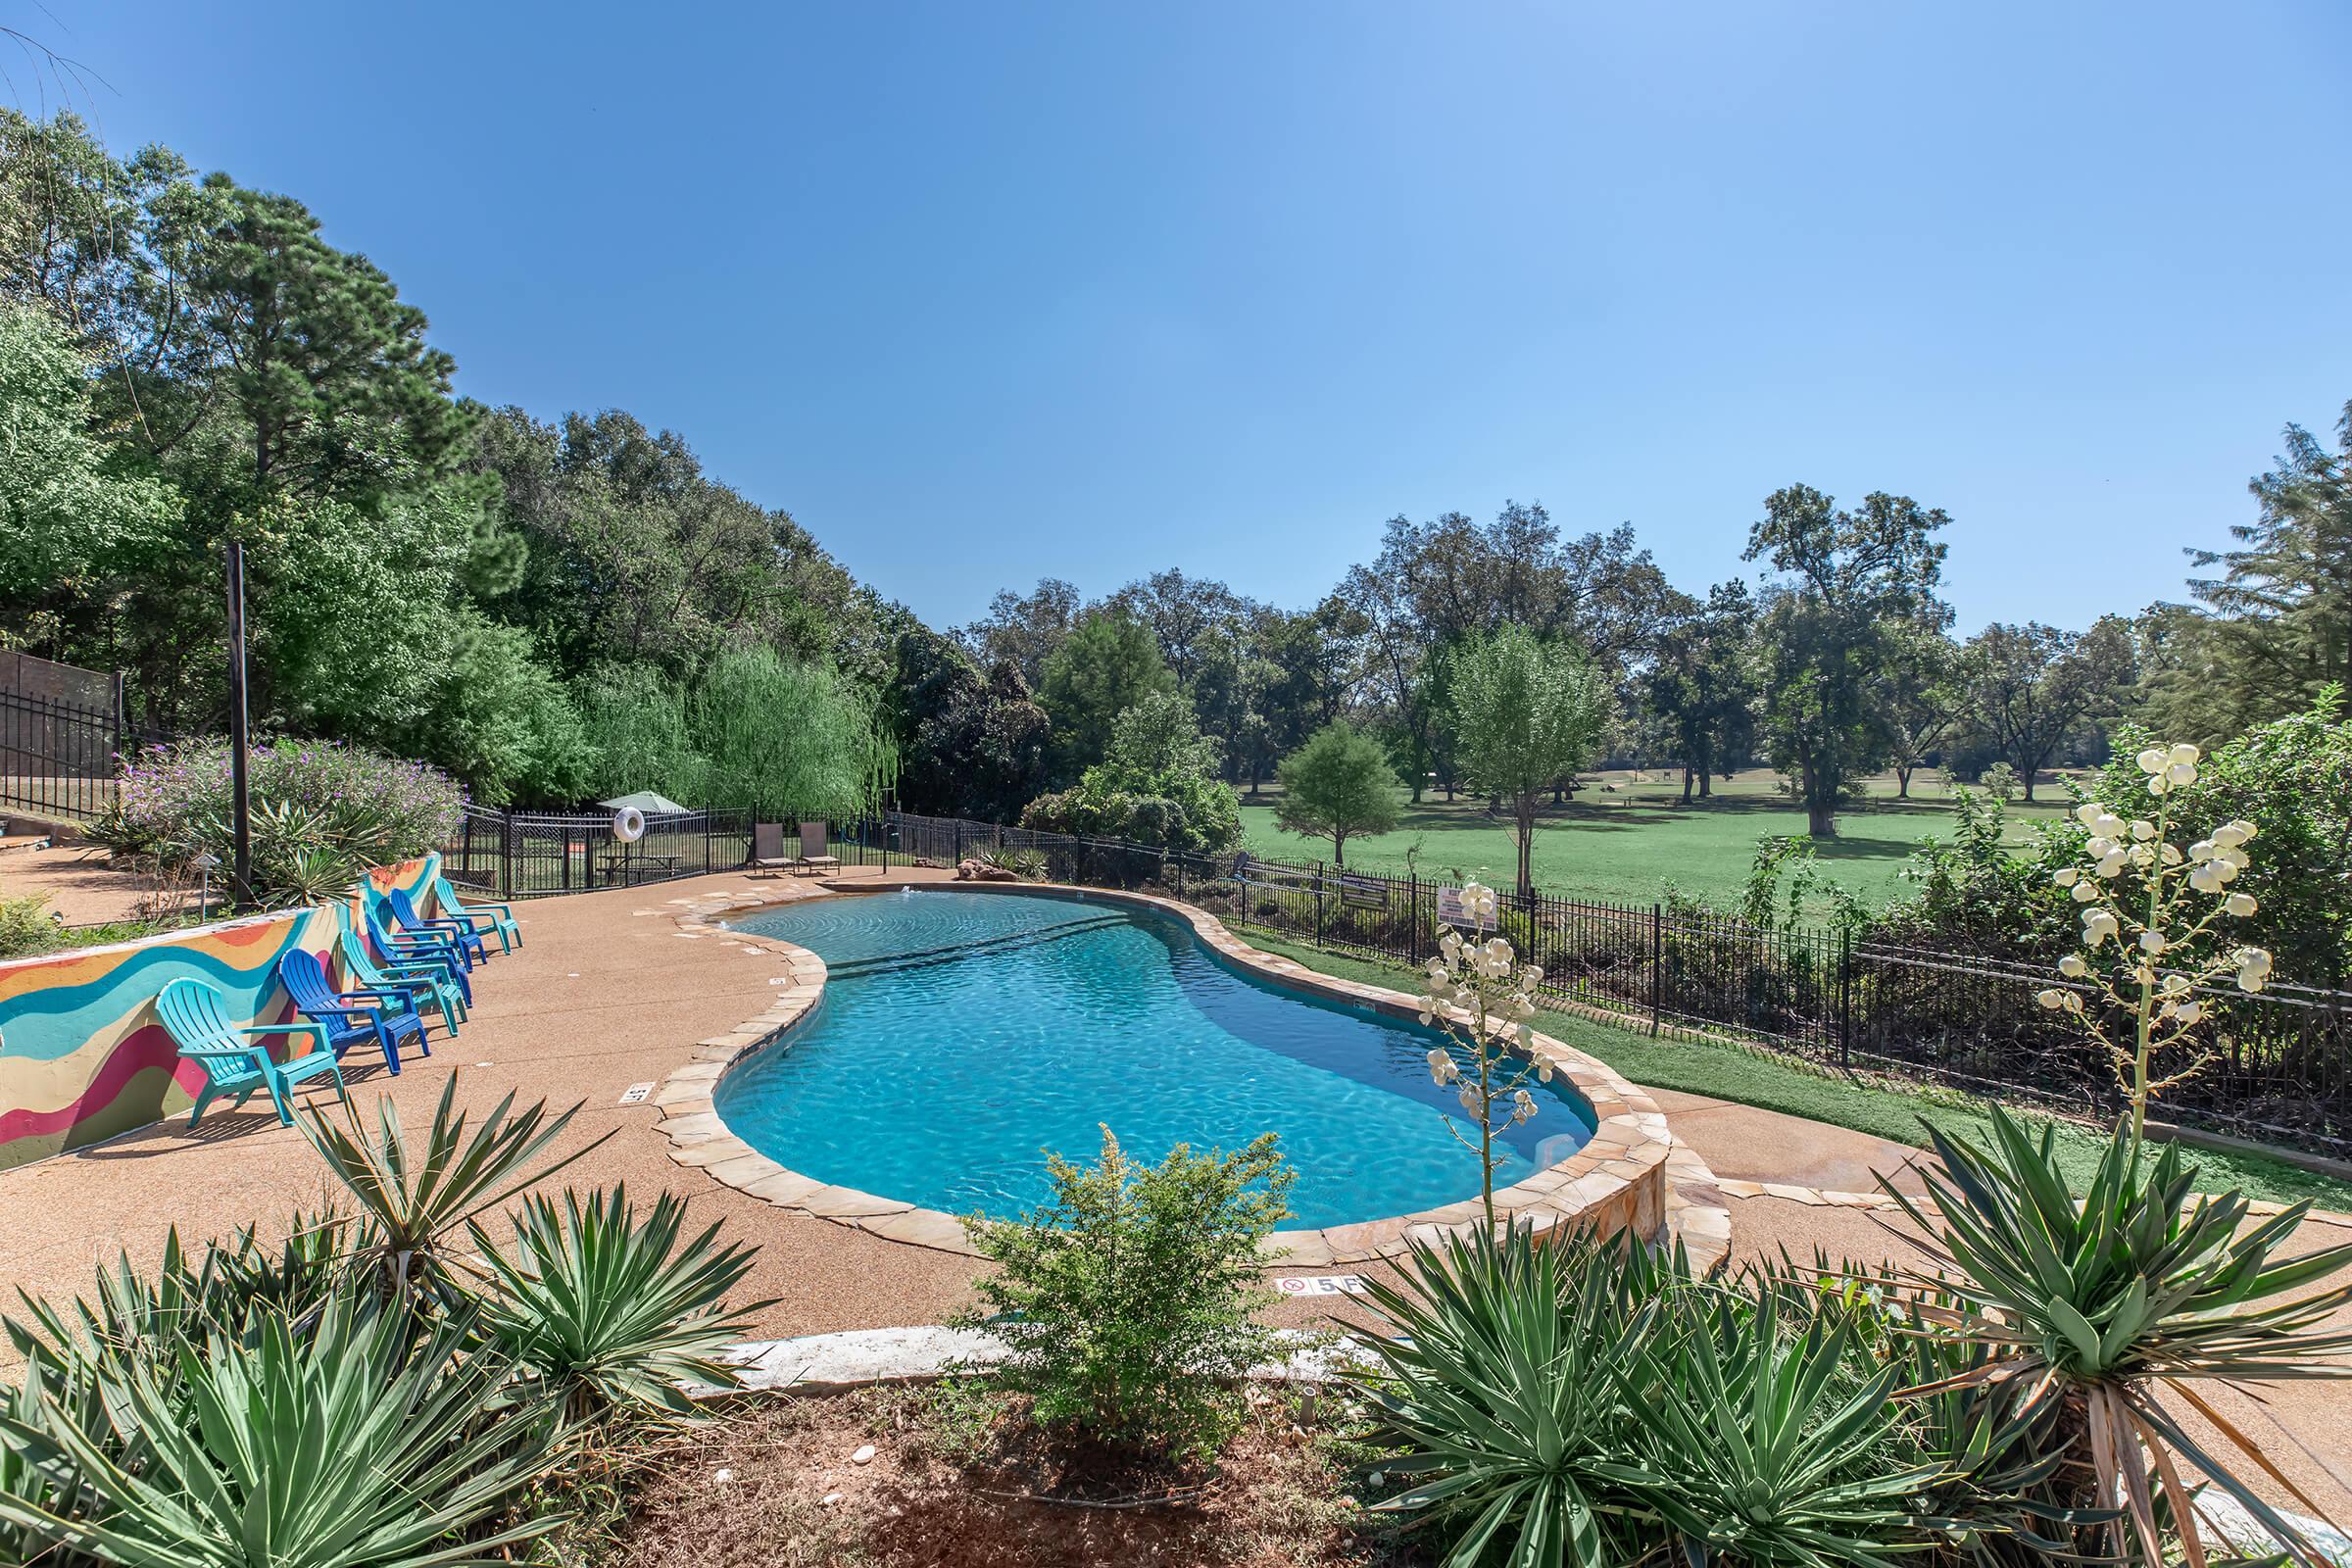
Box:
[441,806,754,896]
[832,809,2352,1159]
[0,689,123,821]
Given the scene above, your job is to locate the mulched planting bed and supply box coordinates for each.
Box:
[605,1384,1425,1568]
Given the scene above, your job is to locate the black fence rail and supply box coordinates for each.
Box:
[442,806,754,897]
[835,809,2352,1159]
[0,689,123,821]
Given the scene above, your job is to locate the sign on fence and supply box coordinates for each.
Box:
[1437,886,1496,932]
[1340,874,1389,910]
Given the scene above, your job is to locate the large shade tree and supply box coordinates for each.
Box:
[1744,485,1950,837]
[1448,625,1610,897]
[1035,608,1174,779]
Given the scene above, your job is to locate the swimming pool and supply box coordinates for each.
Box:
[714,889,1597,1229]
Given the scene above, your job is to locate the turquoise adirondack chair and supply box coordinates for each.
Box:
[427,872,520,954]
[158,978,349,1127]
[336,916,465,1035]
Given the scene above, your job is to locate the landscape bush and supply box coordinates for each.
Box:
[117,737,466,904]
[955,1127,1295,1458]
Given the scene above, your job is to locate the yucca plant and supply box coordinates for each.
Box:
[471,1184,767,1424]
[1888,1107,2352,1567]
[304,1076,604,1302]
[1787,1260,2103,1568]
[0,1287,562,1568]
[1349,1225,1686,1566]
[1608,1288,1941,1567]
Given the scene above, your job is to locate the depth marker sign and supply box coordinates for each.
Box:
[1276,1275,1364,1297]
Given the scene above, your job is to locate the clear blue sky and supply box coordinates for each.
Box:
[20,2,2351,633]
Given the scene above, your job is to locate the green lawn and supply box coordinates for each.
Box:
[1241,929,2352,1210]
[1240,768,2067,908]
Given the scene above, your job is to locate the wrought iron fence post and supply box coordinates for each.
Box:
[499,810,514,899]
[1838,928,1852,1071]
[1408,871,1420,963]
[1315,862,1326,947]
[1650,903,1662,1037]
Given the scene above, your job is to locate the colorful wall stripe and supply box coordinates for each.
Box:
[0,855,440,1170]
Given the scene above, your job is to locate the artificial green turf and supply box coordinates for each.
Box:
[1241,929,2352,1211]
[1239,772,2061,908]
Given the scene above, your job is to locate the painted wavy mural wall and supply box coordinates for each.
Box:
[0,855,440,1170]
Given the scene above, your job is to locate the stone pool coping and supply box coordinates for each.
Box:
[653,877,1721,1267]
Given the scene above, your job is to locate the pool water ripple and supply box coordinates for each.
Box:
[717,890,1596,1229]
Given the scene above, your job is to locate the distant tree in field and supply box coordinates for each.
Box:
[2141,404,2352,744]
[1642,580,1757,803]
[1274,721,1401,866]
[1036,608,1175,778]
[1962,617,2136,801]
[1882,626,1968,799]
[1744,485,1950,837]
[1448,626,1610,898]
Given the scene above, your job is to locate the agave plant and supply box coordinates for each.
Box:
[304,1075,603,1301]
[1350,1225,1666,1566]
[1887,1107,2352,1567]
[471,1185,766,1423]
[0,1287,561,1568]
[1609,1287,1942,1567]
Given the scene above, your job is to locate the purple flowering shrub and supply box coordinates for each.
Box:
[120,738,466,891]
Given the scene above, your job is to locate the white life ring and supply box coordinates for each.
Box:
[612,807,647,843]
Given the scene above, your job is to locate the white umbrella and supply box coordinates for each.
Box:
[599,791,691,817]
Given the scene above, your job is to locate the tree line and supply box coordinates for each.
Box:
[4,108,2344,860]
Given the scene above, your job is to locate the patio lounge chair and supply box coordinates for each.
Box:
[336,917,465,1036]
[158,977,348,1127]
[361,899,475,1002]
[796,821,840,876]
[750,822,794,877]
[277,949,426,1075]
[385,887,489,968]
[427,872,520,954]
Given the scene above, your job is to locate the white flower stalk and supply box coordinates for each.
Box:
[2043,749,2274,1146]
[1417,879,1553,1230]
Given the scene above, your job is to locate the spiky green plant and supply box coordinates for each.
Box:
[1888,1107,2352,1567]
[1610,1288,1942,1566]
[471,1185,766,1424]
[1349,1224,1670,1566]
[303,1076,604,1301]
[0,1287,561,1568]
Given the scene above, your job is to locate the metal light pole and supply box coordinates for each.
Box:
[224,541,254,910]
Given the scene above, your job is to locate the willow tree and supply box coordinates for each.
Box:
[690,647,891,822]
[1448,625,1609,898]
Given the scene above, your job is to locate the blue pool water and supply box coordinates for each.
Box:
[716,890,1595,1228]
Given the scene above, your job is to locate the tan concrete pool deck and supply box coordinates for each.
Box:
[1,867,2345,1515]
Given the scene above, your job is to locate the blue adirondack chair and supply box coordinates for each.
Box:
[385,887,488,968]
[360,897,475,1000]
[277,949,425,1074]
[428,872,520,954]
[158,978,348,1127]
[336,918,465,1035]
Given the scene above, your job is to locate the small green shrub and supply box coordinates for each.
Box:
[0,893,58,959]
[956,1126,1294,1458]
